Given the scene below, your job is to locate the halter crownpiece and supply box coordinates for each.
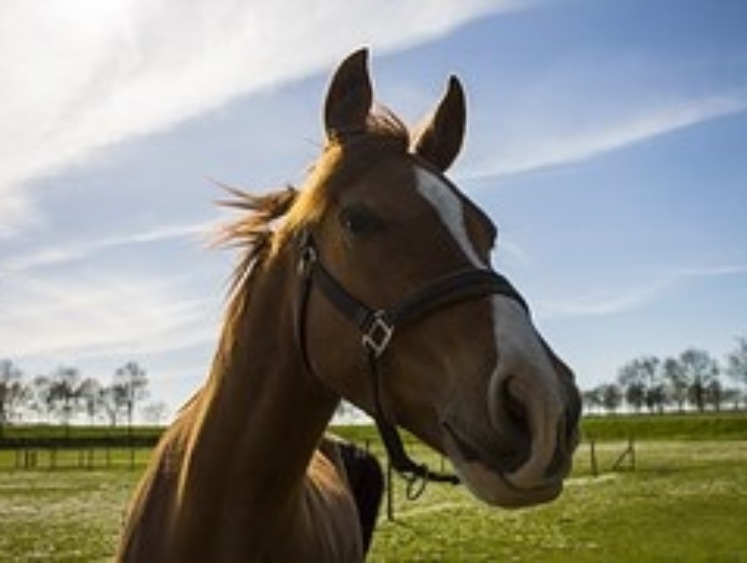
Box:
[294,230,531,494]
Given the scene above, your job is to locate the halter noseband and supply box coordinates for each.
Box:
[294,230,529,495]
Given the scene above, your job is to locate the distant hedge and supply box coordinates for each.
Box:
[1,412,746,451]
[581,411,747,441]
[0,425,163,450]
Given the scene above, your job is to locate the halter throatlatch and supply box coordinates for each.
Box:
[294,230,530,496]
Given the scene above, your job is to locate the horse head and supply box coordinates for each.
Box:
[290,49,581,508]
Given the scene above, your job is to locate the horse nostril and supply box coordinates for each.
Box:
[501,379,526,423]
[490,377,532,468]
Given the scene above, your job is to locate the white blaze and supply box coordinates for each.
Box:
[413,167,485,268]
[413,163,560,411]
[414,165,566,492]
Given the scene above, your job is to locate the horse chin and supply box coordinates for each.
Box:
[442,425,563,509]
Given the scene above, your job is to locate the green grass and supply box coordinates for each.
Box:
[1,414,746,561]
[0,469,133,562]
[367,441,747,562]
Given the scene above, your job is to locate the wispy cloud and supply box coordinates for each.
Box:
[0,0,518,238]
[466,95,747,179]
[0,220,216,274]
[673,264,747,279]
[537,263,747,320]
[536,282,665,319]
[0,271,217,361]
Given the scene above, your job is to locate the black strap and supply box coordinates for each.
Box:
[312,259,375,331]
[295,232,531,493]
[365,347,460,491]
[389,268,529,325]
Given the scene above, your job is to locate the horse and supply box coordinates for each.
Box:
[117,48,581,562]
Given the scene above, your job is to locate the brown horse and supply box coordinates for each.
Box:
[117,49,581,562]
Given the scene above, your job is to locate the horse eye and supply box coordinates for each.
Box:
[339,205,383,236]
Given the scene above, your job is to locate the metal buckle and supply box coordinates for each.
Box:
[297,243,317,276]
[362,312,394,358]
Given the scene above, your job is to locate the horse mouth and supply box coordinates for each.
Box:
[441,421,565,508]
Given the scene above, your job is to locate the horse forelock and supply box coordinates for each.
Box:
[283,107,410,227]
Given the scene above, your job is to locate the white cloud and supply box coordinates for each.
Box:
[0,220,216,273]
[466,95,747,179]
[536,283,664,319]
[674,264,747,279]
[536,263,747,320]
[0,0,517,238]
[0,271,217,361]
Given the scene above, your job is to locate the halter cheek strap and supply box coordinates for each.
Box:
[294,230,530,495]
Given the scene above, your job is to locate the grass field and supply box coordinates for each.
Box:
[1,414,746,562]
[369,440,747,562]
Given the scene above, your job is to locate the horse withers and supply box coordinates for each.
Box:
[117,49,581,562]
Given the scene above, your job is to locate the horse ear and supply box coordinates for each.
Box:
[324,48,373,141]
[412,76,466,171]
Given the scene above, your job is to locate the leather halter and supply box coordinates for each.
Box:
[294,230,529,495]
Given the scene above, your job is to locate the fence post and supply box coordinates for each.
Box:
[612,435,636,472]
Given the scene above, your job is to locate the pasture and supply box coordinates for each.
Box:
[0,416,746,561]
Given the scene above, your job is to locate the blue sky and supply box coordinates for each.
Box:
[2,0,746,418]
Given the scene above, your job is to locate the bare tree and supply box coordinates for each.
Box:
[48,366,83,434]
[99,386,120,427]
[113,362,149,427]
[600,383,623,414]
[0,360,28,435]
[705,378,724,412]
[726,336,747,391]
[28,375,54,423]
[663,357,689,412]
[679,348,720,412]
[618,356,661,412]
[582,387,603,415]
[78,377,104,425]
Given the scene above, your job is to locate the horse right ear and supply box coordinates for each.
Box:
[324,49,372,142]
[411,76,466,172]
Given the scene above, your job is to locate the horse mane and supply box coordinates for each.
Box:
[217,185,299,295]
[218,107,410,294]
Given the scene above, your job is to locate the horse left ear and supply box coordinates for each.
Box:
[324,48,373,142]
[411,76,466,171]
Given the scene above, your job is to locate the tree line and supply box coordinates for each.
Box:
[583,337,747,415]
[0,359,169,434]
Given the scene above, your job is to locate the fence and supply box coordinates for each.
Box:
[0,429,644,561]
[0,433,159,471]
[584,434,637,477]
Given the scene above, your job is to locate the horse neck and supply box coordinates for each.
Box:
[180,241,338,526]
